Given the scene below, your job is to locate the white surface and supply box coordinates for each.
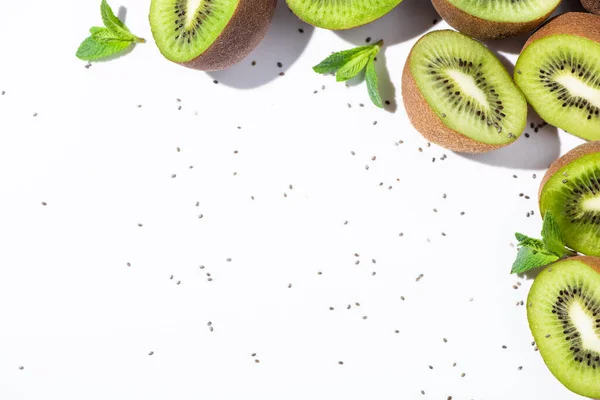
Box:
[0,0,592,399]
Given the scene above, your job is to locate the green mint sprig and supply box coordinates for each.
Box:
[313,40,384,108]
[511,210,577,274]
[76,0,145,61]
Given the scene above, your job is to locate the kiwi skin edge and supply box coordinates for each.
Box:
[431,0,558,40]
[521,12,600,52]
[401,40,507,154]
[581,0,600,15]
[167,0,277,71]
[539,141,600,214]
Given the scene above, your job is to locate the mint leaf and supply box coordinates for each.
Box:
[76,37,132,61]
[313,46,374,75]
[90,27,135,42]
[511,246,559,274]
[77,1,144,61]
[366,57,383,108]
[541,210,566,257]
[101,0,128,33]
[335,48,375,82]
[313,40,385,108]
[515,233,546,251]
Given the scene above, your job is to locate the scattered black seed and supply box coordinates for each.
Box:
[366,37,372,43]
[298,28,304,33]
[226,258,232,262]
[400,296,405,301]
[148,351,154,356]
[518,366,523,370]
[502,345,507,349]
[433,19,438,24]
[41,202,47,206]
[443,338,448,343]
[19,366,24,370]
[279,72,285,76]
[33,112,38,117]
[525,133,530,138]
[213,80,219,84]
[338,361,344,365]
[252,61,256,66]
[277,62,283,68]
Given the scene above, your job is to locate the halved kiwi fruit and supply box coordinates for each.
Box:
[527,256,600,398]
[286,0,403,30]
[539,141,600,257]
[402,30,527,153]
[515,12,600,141]
[149,0,277,71]
[431,0,560,40]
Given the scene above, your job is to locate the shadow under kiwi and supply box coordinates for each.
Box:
[458,107,561,170]
[207,0,314,89]
[334,0,440,47]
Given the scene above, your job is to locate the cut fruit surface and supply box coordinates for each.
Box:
[446,0,559,23]
[527,257,600,398]
[516,36,600,140]
[150,0,239,63]
[431,0,560,39]
[540,142,600,257]
[515,12,600,141]
[149,0,276,71]
[403,30,527,151]
[286,0,403,30]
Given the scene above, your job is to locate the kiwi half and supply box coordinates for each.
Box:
[149,0,277,71]
[527,256,600,398]
[286,0,403,30]
[431,0,560,40]
[515,12,600,141]
[539,141,600,257]
[402,30,527,153]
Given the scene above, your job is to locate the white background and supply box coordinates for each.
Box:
[0,0,593,399]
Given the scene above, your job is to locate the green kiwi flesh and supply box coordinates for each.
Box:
[527,257,600,398]
[408,30,527,146]
[286,0,403,30]
[515,36,600,141]
[150,0,239,63]
[446,0,560,23]
[540,149,600,257]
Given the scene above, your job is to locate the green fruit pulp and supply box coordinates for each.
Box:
[150,0,239,63]
[447,0,560,22]
[515,34,600,141]
[527,259,600,398]
[286,0,403,30]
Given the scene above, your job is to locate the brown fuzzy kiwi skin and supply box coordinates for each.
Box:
[582,0,600,15]
[523,12,600,51]
[431,0,557,40]
[538,141,600,210]
[574,255,600,274]
[168,0,277,71]
[401,40,505,154]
